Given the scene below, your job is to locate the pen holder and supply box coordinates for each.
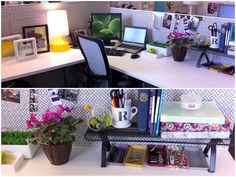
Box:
[111,106,138,128]
[209,35,220,49]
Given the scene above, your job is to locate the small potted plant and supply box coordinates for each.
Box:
[167,31,194,62]
[26,105,83,165]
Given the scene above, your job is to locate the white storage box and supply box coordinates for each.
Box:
[1,143,40,159]
[146,42,171,57]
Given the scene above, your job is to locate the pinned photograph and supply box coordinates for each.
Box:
[58,89,79,102]
[162,14,172,29]
[29,94,38,103]
[29,103,38,112]
[188,16,200,32]
[1,89,20,103]
[48,89,62,106]
[207,3,219,14]
[30,89,38,94]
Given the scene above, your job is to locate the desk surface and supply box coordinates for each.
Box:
[1,49,84,82]
[2,49,235,88]
[2,146,235,176]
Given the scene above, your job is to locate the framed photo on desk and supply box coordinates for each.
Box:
[23,25,50,53]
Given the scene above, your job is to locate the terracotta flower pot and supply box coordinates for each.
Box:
[171,46,188,62]
[42,142,72,165]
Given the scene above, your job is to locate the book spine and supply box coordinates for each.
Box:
[137,89,150,133]
[147,90,152,133]
[219,23,227,52]
[150,89,156,136]
[155,89,164,137]
[153,89,161,136]
[224,23,231,54]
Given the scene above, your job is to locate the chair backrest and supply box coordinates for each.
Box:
[78,34,112,87]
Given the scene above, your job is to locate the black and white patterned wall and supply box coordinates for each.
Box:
[1,89,234,146]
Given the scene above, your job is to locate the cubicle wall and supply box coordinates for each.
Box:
[1,3,234,66]
[110,7,235,66]
[1,89,234,146]
[1,2,110,37]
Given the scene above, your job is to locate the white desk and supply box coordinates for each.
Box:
[2,146,235,176]
[2,49,235,88]
[1,49,84,82]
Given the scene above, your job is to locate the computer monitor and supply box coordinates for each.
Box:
[123,26,147,45]
[218,4,235,19]
[91,13,122,45]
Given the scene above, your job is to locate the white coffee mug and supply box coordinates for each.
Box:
[209,36,220,49]
[111,106,138,128]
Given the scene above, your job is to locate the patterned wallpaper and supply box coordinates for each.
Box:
[1,89,234,146]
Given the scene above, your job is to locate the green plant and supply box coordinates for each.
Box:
[1,131,33,145]
[148,42,168,48]
[26,105,83,145]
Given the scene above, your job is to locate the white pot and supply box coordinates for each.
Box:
[1,143,40,159]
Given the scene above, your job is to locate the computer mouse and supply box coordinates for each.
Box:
[131,53,140,59]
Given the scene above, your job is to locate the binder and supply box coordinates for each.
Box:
[224,23,232,54]
[137,89,150,133]
[149,89,156,136]
[153,89,161,136]
[155,89,164,137]
[219,23,228,52]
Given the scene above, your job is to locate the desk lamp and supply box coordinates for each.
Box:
[183,1,199,15]
[47,10,69,52]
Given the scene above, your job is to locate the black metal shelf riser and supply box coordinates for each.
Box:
[84,128,233,172]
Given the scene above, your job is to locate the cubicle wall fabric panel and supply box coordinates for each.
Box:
[1,2,110,37]
[1,89,234,146]
[110,7,235,66]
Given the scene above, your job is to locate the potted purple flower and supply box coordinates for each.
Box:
[167,31,194,62]
[26,105,83,165]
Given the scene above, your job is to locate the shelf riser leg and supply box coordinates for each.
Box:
[208,145,216,173]
[101,141,107,167]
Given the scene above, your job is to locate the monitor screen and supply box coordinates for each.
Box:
[123,26,147,44]
[91,13,122,41]
[218,4,235,19]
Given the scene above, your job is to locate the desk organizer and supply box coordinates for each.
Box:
[124,145,147,167]
[147,145,167,167]
[107,144,128,166]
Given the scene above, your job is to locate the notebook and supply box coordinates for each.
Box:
[116,26,147,53]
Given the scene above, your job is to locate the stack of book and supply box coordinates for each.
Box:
[137,89,164,136]
[160,101,231,139]
[219,22,235,56]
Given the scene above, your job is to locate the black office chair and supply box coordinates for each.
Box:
[78,34,133,88]
[78,34,112,87]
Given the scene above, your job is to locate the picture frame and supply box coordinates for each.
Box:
[70,29,87,48]
[14,38,37,61]
[1,34,22,58]
[23,25,50,53]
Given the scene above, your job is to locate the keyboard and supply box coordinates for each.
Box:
[105,48,125,56]
[117,43,143,53]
